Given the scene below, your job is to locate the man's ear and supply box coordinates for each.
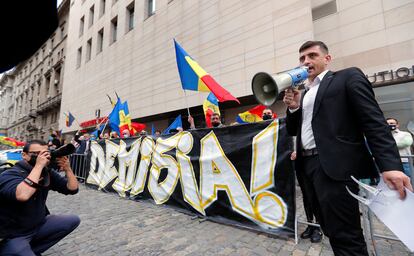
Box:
[22,152,29,161]
[325,54,332,63]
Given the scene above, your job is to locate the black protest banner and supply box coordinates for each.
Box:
[85,119,295,237]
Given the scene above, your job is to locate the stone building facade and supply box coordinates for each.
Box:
[0,0,70,142]
[59,0,414,133]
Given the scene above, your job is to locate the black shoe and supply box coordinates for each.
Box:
[310,228,322,243]
[300,226,314,239]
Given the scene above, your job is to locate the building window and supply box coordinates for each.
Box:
[45,75,51,98]
[86,38,92,62]
[146,0,155,18]
[312,0,337,21]
[60,23,65,40]
[111,16,118,44]
[97,28,104,54]
[77,47,82,68]
[89,5,95,27]
[79,16,85,37]
[126,1,135,32]
[99,0,106,17]
[55,67,61,92]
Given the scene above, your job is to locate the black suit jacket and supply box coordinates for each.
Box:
[286,67,403,181]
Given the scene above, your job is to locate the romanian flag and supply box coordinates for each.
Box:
[108,99,146,137]
[203,93,220,128]
[236,105,267,124]
[66,112,75,127]
[119,101,133,135]
[174,39,240,103]
[119,101,146,136]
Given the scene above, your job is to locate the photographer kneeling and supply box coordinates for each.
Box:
[0,140,80,256]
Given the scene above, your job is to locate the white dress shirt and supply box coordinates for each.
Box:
[290,70,329,150]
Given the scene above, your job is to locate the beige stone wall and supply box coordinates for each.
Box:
[314,0,414,74]
[60,0,314,132]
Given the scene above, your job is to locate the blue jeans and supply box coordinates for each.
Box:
[0,214,80,256]
[402,162,412,177]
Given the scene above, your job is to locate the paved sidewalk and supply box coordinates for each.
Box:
[43,185,412,256]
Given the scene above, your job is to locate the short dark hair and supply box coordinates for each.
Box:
[23,139,47,153]
[386,117,398,124]
[299,41,329,54]
[212,112,220,118]
[263,108,273,113]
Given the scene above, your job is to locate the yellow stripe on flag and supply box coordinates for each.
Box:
[185,56,211,92]
[197,79,210,92]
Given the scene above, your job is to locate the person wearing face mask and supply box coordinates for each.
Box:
[262,108,274,121]
[0,140,80,255]
[210,113,225,128]
[121,129,131,138]
[387,118,413,177]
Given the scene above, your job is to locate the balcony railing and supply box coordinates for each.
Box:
[36,93,62,114]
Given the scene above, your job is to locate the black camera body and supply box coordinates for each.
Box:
[48,144,76,169]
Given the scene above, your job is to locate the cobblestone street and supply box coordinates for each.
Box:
[43,184,413,256]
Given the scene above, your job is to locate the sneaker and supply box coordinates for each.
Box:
[300,226,314,239]
[310,228,323,243]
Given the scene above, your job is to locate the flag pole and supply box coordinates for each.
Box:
[183,90,191,117]
[99,119,109,137]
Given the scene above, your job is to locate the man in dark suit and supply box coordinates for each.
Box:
[283,41,412,255]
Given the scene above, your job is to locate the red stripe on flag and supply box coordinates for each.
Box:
[131,122,146,134]
[200,75,240,103]
[249,105,267,117]
[205,108,214,128]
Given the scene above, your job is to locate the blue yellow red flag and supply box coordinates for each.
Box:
[66,112,75,127]
[174,39,239,103]
[236,105,266,123]
[203,93,220,128]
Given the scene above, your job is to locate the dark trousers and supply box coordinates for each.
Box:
[301,155,368,256]
[296,169,320,224]
[0,214,80,256]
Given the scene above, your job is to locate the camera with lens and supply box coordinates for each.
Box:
[48,144,76,169]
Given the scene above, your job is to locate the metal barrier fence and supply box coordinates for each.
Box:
[71,152,411,255]
[69,153,89,183]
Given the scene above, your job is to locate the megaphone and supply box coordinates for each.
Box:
[251,67,308,106]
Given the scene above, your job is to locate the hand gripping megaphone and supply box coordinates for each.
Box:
[251,66,308,106]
